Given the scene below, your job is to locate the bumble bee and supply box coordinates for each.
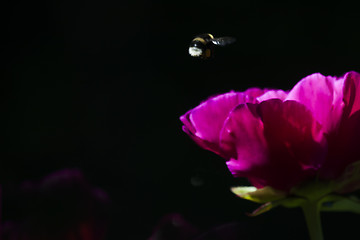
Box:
[188,33,236,59]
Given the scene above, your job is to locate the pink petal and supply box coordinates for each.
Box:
[220,103,268,175]
[286,73,345,134]
[260,100,327,169]
[221,99,327,191]
[243,87,268,99]
[256,90,288,102]
[320,71,360,179]
[320,111,360,179]
[180,91,262,158]
[343,71,360,118]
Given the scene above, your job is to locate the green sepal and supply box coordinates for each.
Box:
[231,186,287,204]
[247,197,306,216]
[279,197,307,208]
[320,194,360,214]
[290,180,335,202]
[247,202,276,216]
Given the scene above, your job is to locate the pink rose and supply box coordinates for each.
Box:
[180,72,360,192]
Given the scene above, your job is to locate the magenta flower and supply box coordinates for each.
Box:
[180,71,360,192]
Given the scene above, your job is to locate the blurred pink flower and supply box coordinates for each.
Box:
[1,169,110,240]
[180,71,360,192]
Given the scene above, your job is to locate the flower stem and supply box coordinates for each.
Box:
[301,201,323,240]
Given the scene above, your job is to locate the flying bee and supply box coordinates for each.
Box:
[188,33,236,59]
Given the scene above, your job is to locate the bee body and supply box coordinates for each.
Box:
[188,33,235,59]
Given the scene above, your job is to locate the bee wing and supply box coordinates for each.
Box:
[211,37,236,46]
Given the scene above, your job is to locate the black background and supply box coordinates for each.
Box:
[2,0,360,239]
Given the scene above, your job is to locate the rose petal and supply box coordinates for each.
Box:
[243,87,268,99]
[286,73,345,134]
[343,71,360,118]
[256,90,288,102]
[261,100,327,166]
[261,100,327,190]
[319,72,360,180]
[221,99,327,191]
[180,90,262,158]
[320,111,360,179]
[220,103,268,175]
[181,125,227,158]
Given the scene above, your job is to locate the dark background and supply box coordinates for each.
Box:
[2,0,360,239]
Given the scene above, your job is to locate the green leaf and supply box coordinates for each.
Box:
[231,186,287,204]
